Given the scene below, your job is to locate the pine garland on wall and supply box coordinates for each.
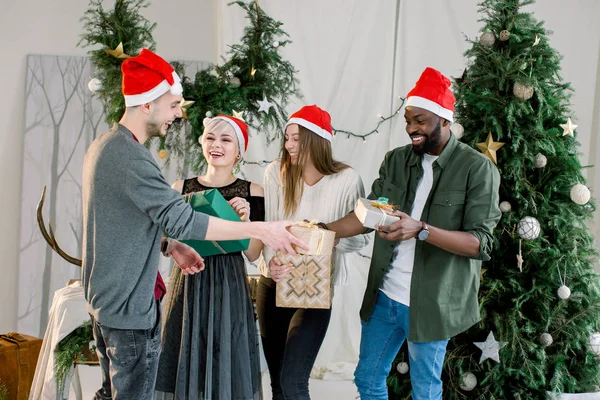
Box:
[78,0,300,175]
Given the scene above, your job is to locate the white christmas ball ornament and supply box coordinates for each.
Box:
[557,285,571,300]
[539,333,553,347]
[570,183,591,205]
[499,201,512,213]
[513,81,534,100]
[396,362,409,374]
[534,153,547,168]
[588,333,600,356]
[88,78,102,93]
[205,111,213,118]
[228,77,241,88]
[480,32,496,47]
[273,41,280,48]
[459,372,477,391]
[451,123,464,139]
[517,216,541,240]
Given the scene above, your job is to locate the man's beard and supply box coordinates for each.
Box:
[146,120,163,138]
[411,121,442,156]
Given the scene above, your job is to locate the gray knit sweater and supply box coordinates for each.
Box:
[81,124,209,329]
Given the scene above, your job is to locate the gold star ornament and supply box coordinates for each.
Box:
[180,98,195,119]
[476,132,505,165]
[104,42,130,59]
[232,109,246,122]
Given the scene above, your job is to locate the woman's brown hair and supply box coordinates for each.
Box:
[280,125,349,217]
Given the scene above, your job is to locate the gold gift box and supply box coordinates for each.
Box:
[275,222,336,309]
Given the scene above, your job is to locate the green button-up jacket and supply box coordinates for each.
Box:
[361,134,501,342]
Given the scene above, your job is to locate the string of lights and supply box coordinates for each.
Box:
[242,97,405,167]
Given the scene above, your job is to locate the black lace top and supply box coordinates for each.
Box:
[181,178,265,222]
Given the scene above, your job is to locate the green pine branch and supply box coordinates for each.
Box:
[78,0,156,124]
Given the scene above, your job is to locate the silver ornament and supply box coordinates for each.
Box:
[451,123,464,139]
[396,362,409,374]
[459,372,477,391]
[570,183,591,205]
[539,333,553,347]
[499,30,511,41]
[534,153,547,168]
[480,32,496,47]
[589,333,600,356]
[517,216,541,240]
[273,40,280,48]
[513,82,534,100]
[88,78,102,93]
[205,111,213,118]
[499,201,512,213]
[557,285,571,300]
[229,77,241,88]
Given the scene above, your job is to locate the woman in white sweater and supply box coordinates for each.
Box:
[257,105,369,399]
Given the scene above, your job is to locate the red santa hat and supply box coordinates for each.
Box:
[405,67,455,123]
[202,115,249,155]
[121,49,183,107]
[285,105,333,142]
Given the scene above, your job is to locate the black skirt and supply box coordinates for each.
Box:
[156,252,263,400]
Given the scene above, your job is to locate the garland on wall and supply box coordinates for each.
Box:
[78,0,403,174]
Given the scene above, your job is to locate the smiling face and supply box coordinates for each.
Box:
[200,119,241,168]
[284,124,304,165]
[404,106,450,156]
[146,92,183,138]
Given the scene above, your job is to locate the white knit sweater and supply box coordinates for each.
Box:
[259,160,370,285]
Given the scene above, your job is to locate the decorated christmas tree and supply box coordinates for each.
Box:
[78,0,299,174]
[388,0,600,398]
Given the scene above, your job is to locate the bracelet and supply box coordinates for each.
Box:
[161,238,170,257]
[316,222,329,230]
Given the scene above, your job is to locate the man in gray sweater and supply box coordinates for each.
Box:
[82,48,305,400]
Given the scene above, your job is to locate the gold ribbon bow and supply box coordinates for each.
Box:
[371,197,395,211]
[294,220,326,254]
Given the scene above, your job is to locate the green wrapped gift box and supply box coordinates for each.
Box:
[176,189,250,256]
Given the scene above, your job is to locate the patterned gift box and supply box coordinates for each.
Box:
[354,197,400,230]
[276,222,336,309]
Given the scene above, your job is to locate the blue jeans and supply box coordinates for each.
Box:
[354,291,449,400]
[91,305,162,400]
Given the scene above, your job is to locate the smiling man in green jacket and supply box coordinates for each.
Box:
[327,67,501,399]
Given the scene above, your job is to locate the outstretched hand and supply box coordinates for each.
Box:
[259,220,309,255]
[169,240,205,275]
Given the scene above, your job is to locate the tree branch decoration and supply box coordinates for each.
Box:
[78,0,300,175]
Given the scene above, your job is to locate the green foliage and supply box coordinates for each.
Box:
[164,1,300,174]
[54,321,95,391]
[388,0,600,398]
[78,0,300,176]
[78,0,156,124]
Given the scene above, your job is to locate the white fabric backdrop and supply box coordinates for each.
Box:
[220,0,600,379]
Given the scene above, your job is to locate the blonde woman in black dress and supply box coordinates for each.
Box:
[156,115,264,400]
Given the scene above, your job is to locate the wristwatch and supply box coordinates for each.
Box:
[417,221,429,241]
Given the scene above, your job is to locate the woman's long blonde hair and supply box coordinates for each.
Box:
[280,125,349,217]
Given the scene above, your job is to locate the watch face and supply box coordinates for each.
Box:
[418,230,429,241]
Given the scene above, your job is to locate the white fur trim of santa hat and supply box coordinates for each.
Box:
[405,96,454,123]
